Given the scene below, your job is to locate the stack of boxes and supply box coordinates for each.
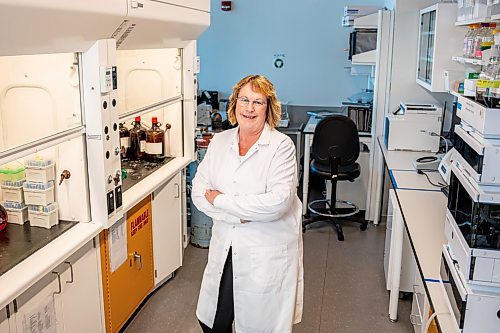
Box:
[0,162,28,224]
[442,95,500,331]
[23,159,58,229]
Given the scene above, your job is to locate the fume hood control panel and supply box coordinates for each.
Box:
[83,39,124,228]
[100,66,118,93]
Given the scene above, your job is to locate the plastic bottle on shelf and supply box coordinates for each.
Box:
[129,116,147,160]
[145,117,165,162]
[477,23,496,60]
[119,123,130,159]
[473,23,490,60]
[467,24,480,58]
[463,24,475,58]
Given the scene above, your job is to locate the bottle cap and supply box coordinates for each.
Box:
[152,117,158,123]
[135,116,141,122]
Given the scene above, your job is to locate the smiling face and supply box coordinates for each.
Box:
[235,82,268,135]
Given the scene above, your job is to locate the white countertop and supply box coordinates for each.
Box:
[378,135,441,171]
[378,135,456,333]
[0,222,102,308]
[390,169,444,192]
[396,190,447,279]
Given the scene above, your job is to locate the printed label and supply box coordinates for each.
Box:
[145,142,163,155]
[120,137,131,149]
[139,140,146,152]
[87,134,102,140]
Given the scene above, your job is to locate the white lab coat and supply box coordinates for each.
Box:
[192,123,304,333]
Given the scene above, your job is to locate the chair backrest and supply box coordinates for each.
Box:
[311,115,360,167]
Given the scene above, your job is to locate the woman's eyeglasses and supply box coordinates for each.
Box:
[237,97,267,108]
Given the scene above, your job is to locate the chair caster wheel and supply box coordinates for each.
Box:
[360,222,368,231]
[337,234,344,241]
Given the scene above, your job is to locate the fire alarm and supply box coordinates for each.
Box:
[221,1,231,11]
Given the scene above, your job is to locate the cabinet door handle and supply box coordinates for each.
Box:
[52,272,62,295]
[133,251,142,270]
[409,314,422,326]
[64,261,74,284]
[174,183,180,198]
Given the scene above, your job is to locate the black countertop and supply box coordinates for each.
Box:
[0,157,176,278]
[0,220,78,277]
[122,157,175,192]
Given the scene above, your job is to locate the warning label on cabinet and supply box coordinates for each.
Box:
[130,209,150,237]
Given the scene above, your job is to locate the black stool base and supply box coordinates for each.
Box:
[302,211,368,242]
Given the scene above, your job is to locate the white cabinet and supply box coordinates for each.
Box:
[8,239,104,333]
[416,3,466,92]
[14,270,64,333]
[152,171,183,286]
[0,310,8,333]
[410,273,431,333]
[384,189,417,293]
[0,302,15,333]
[58,240,104,333]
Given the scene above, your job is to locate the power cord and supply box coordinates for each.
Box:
[420,130,449,154]
[417,170,447,188]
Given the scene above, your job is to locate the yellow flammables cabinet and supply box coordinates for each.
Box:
[99,196,154,332]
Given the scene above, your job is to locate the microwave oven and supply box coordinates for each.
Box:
[439,245,500,332]
[348,29,377,60]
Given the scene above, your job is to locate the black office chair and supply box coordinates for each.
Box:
[302,115,368,241]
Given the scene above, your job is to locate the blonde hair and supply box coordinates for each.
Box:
[227,75,281,128]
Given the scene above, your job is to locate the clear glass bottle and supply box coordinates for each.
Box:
[129,116,147,160]
[145,117,165,162]
[119,123,130,159]
[0,204,7,232]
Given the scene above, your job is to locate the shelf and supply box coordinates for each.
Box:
[353,12,379,29]
[452,56,486,66]
[455,17,491,26]
[351,49,376,65]
[492,14,500,21]
[449,90,463,98]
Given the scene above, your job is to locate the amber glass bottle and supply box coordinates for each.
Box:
[129,116,147,160]
[145,117,165,162]
[119,123,131,159]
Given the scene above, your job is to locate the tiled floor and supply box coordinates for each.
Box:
[124,222,413,333]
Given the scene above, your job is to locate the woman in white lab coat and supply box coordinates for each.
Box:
[192,75,303,333]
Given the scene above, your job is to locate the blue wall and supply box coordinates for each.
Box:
[197,0,386,106]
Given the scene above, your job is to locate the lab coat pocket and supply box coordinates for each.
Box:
[250,244,288,293]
